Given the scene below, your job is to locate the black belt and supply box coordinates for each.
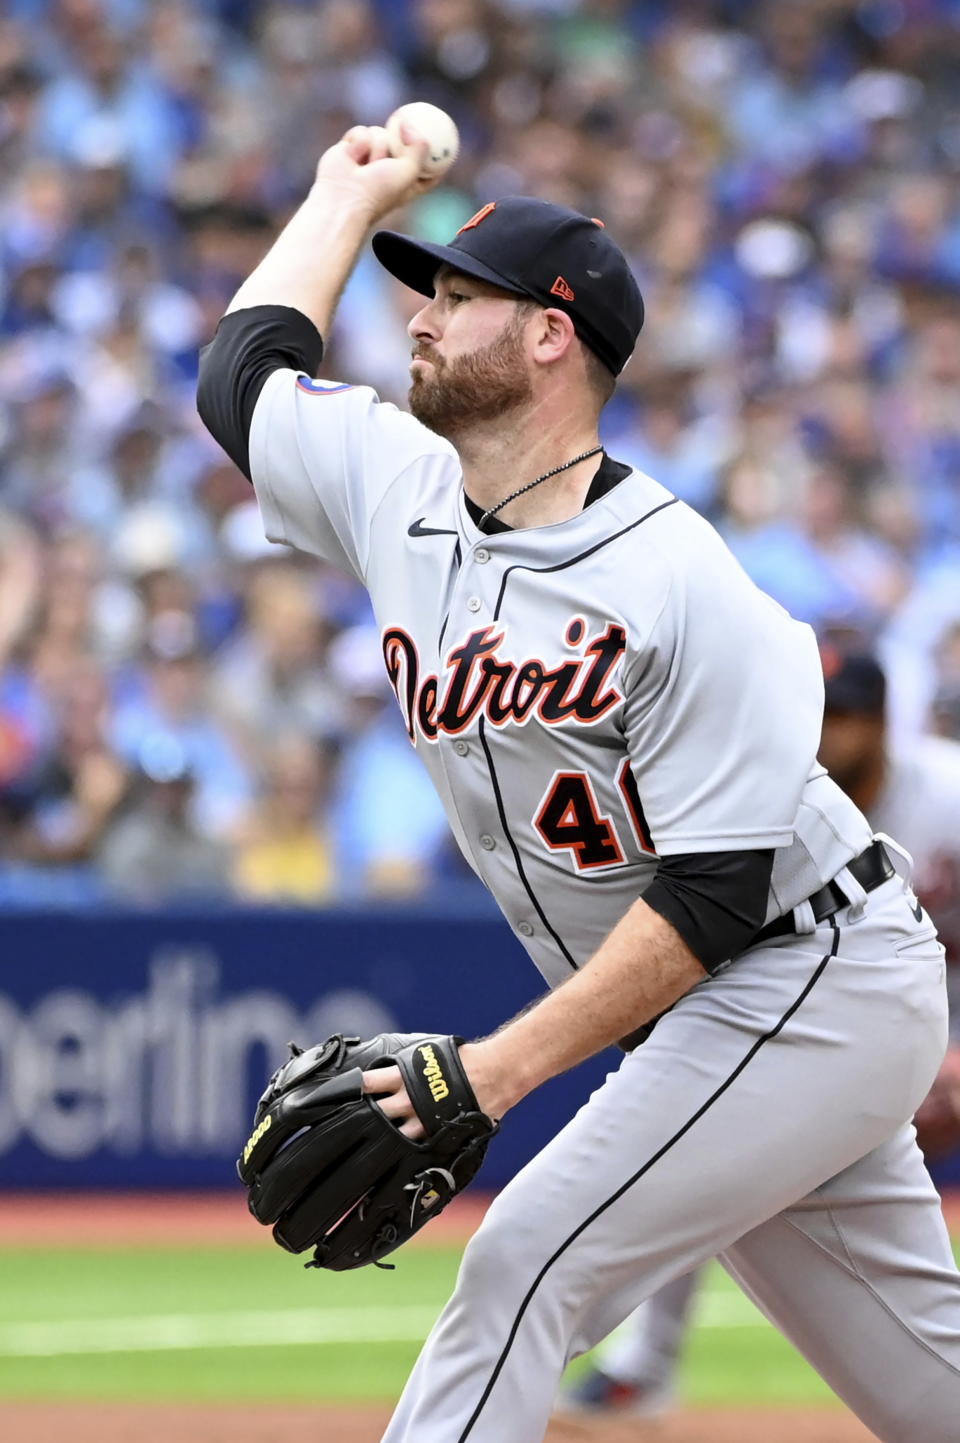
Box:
[753,839,895,948]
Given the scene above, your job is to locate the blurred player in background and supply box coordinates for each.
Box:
[560,647,960,1424]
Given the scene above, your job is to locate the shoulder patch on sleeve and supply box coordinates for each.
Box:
[295,377,355,396]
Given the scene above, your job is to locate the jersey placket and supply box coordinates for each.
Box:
[431,528,617,978]
[435,539,509,880]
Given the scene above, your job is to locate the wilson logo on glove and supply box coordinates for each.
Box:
[418,1044,450,1102]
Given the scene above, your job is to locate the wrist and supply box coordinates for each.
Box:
[461,1033,539,1118]
[307,175,382,228]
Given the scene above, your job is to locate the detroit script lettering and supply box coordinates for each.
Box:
[382,623,627,743]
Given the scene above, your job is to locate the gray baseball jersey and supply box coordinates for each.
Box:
[250,371,873,986]
[249,369,960,1443]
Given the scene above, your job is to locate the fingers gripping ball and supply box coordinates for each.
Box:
[386,103,460,178]
[237,1033,496,1271]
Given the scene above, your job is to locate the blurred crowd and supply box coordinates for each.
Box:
[1,0,959,905]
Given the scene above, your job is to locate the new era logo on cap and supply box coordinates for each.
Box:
[372,195,645,376]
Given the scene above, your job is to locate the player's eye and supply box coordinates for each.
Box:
[448,290,469,305]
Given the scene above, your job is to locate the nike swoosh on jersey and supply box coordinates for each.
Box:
[408,518,458,537]
[911,900,924,922]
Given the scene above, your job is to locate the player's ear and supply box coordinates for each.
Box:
[531,307,577,369]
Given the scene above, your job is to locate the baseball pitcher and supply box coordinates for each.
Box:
[198,123,960,1443]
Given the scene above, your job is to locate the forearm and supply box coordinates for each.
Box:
[200,125,429,469]
[226,179,375,334]
[225,121,430,331]
[364,898,708,1139]
[470,899,707,1112]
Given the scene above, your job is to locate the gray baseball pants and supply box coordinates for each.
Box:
[381,873,960,1443]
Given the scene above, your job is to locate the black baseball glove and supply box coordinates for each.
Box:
[237,1032,497,1271]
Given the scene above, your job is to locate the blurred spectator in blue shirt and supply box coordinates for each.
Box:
[111,611,251,840]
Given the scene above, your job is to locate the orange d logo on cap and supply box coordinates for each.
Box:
[457,203,497,235]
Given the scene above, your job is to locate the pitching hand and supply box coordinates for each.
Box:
[315,123,435,224]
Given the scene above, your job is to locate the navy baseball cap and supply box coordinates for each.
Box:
[820,647,887,716]
[372,196,644,377]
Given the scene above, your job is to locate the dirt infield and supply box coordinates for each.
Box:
[0,1402,879,1443]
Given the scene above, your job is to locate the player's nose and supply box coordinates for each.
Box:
[408,298,442,342]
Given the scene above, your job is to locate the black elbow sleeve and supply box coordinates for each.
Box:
[642,848,775,973]
[196,305,325,479]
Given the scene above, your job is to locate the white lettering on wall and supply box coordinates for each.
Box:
[0,953,397,1160]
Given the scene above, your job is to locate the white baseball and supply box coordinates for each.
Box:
[386,102,460,179]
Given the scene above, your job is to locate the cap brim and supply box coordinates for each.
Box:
[371,231,528,299]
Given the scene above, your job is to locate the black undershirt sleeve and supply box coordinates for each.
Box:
[196,304,325,480]
[641,848,775,975]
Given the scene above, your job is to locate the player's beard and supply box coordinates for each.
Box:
[409,312,534,440]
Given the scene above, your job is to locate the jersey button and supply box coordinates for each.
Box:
[453,740,469,756]
[517,921,534,937]
[479,834,496,851]
[467,596,482,612]
[475,548,490,564]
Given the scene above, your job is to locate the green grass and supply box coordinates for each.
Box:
[677,1307,838,1407]
[0,1240,956,1405]
[0,1245,455,1402]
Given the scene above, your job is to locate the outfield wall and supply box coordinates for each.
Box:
[0,902,613,1191]
[1,905,957,1190]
